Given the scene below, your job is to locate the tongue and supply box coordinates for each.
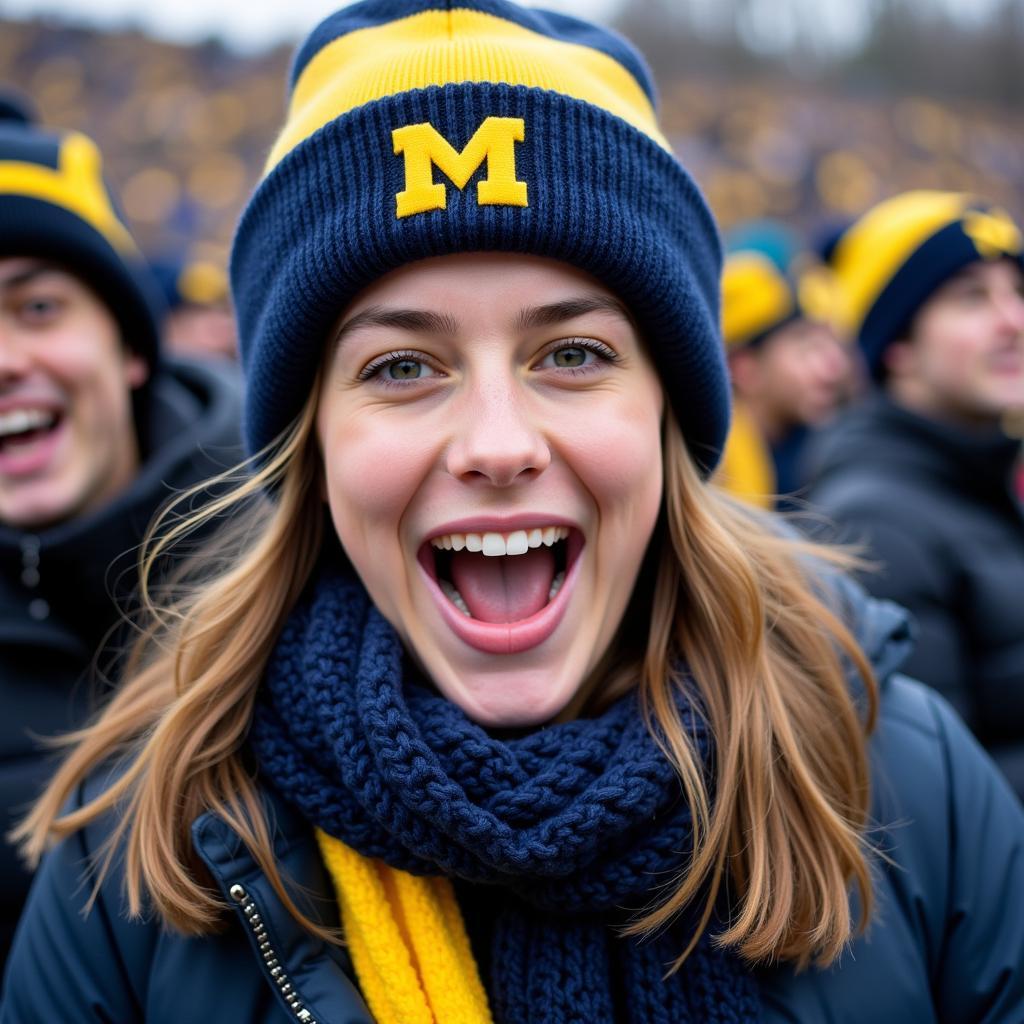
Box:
[449,547,556,623]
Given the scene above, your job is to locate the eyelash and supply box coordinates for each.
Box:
[536,337,619,374]
[357,338,620,386]
[15,296,63,318]
[357,349,438,384]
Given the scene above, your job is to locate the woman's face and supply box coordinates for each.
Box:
[316,253,664,727]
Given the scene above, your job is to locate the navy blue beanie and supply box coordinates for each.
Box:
[0,104,164,368]
[828,190,1024,378]
[231,0,728,473]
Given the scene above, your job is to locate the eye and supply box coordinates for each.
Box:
[549,346,591,369]
[16,295,64,325]
[386,358,428,380]
[358,350,443,385]
[946,282,988,304]
[535,338,618,372]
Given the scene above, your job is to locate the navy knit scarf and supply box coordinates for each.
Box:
[252,569,761,1024]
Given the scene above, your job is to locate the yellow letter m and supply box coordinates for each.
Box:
[392,117,528,219]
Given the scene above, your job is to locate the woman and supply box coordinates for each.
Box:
[4,2,1023,1022]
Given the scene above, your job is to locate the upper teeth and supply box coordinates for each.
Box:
[430,526,570,557]
[0,408,56,439]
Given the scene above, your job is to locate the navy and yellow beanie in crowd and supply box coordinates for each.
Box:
[152,257,230,311]
[231,0,728,472]
[827,190,1024,377]
[0,101,163,367]
[722,249,838,351]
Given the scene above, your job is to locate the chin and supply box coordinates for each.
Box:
[432,660,583,729]
[0,492,72,530]
[970,392,1019,420]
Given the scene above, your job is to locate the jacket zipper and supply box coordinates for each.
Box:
[230,883,319,1023]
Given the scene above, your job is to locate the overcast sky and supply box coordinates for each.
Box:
[2,0,1006,55]
[1,0,622,51]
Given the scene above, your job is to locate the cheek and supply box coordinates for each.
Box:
[555,393,663,516]
[915,313,987,381]
[319,410,435,549]
[940,344,980,381]
[56,333,133,412]
[60,363,131,454]
[769,350,810,393]
[35,339,93,397]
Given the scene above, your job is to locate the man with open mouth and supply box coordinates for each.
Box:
[0,95,242,966]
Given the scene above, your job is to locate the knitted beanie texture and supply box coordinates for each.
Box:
[828,190,1024,375]
[231,0,729,472]
[0,106,163,365]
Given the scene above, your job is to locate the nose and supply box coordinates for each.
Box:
[818,337,851,383]
[0,323,32,384]
[445,378,551,486]
[995,284,1024,335]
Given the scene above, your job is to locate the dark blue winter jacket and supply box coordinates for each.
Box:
[0,356,243,968]
[2,590,1023,1023]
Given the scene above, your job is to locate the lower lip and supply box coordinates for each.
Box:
[419,532,585,655]
[0,420,65,479]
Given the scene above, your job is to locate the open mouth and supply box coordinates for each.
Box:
[0,407,63,469]
[417,525,585,655]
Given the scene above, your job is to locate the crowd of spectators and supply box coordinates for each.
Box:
[1,14,1021,270]
[1,4,1022,1015]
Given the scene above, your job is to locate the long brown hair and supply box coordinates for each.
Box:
[15,398,876,969]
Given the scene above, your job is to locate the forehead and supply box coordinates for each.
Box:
[765,317,836,347]
[943,258,1024,290]
[352,252,617,303]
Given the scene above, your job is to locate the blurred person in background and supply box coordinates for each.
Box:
[0,99,242,965]
[151,256,238,363]
[717,249,852,509]
[806,191,1024,799]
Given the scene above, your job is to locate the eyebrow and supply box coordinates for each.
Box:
[0,264,57,292]
[332,305,460,353]
[513,295,634,332]
[951,266,986,282]
[330,293,634,357]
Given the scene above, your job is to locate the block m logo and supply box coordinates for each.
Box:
[392,117,528,219]
[963,208,1022,261]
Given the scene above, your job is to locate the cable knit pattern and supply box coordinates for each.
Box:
[252,568,761,1022]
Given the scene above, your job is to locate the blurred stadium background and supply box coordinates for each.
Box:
[2,0,1021,272]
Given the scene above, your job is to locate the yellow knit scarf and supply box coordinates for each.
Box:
[316,829,494,1024]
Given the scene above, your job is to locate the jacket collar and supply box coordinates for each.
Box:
[856,394,1020,505]
[191,784,372,1024]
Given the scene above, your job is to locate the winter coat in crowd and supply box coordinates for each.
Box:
[3,580,1022,1024]
[0,356,242,964]
[805,393,1024,799]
